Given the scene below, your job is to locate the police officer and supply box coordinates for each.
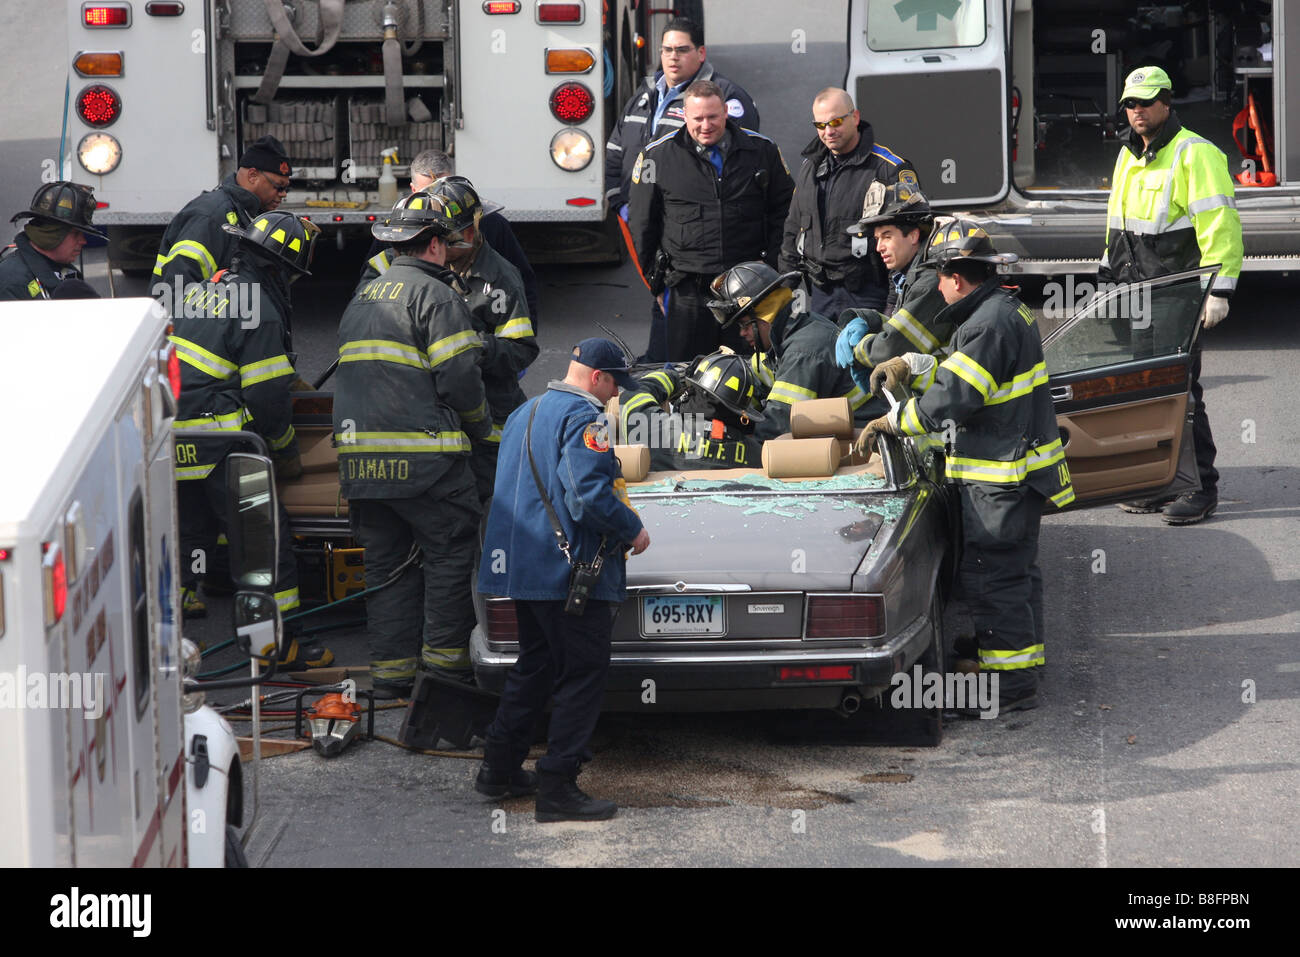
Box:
[780,88,920,316]
[0,182,105,300]
[708,261,872,441]
[627,80,793,363]
[477,339,650,821]
[833,187,950,400]
[860,221,1075,714]
[170,211,321,663]
[154,136,292,293]
[334,191,492,697]
[1103,66,1242,525]
[432,176,539,502]
[361,149,541,327]
[618,351,765,471]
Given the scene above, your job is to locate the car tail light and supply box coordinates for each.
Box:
[77,84,122,127]
[145,1,186,14]
[546,48,595,74]
[43,543,68,628]
[550,82,594,123]
[778,665,856,682]
[83,4,132,27]
[74,52,124,77]
[805,595,884,639]
[537,2,584,24]
[483,1,520,12]
[485,599,519,643]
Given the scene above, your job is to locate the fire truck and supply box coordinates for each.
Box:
[63,0,697,269]
[0,297,286,867]
[846,0,1300,275]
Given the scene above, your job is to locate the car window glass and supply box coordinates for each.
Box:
[1042,268,1216,378]
[866,0,987,52]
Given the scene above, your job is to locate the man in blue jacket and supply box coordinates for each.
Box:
[476,339,651,822]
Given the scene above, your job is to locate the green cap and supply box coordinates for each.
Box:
[1120,66,1172,104]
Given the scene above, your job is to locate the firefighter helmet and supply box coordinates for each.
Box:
[423,176,485,234]
[11,181,106,239]
[847,183,934,236]
[706,261,803,328]
[370,190,454,244]
[222,211,317,276]
[686,350,766,421]
[921,216,1018,268]
[437,175,505,218]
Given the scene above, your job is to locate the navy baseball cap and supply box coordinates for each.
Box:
[572,338,636,388]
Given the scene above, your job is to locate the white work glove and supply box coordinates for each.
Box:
[1202,296,1230,329]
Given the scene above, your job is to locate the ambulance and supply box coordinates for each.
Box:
[0,296,283,867]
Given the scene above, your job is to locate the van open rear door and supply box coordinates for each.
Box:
[847,0,1010,206]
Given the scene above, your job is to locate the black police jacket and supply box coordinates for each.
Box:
[778,121,919,297]
[604,62,759,210]
[626,119,794,280]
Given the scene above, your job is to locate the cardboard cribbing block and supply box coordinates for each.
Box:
[790,397,853,439]
[762,437,839,478]
[615,444,650,481]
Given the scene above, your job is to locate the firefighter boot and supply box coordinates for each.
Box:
[535,771,618,823]
[951,634,979,674]
[476,742,538,798]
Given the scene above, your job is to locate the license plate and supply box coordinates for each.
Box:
[641,595,725,636]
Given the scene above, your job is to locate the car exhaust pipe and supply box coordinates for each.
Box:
[836,691,862,716]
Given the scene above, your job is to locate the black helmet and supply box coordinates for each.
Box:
[222,211,317,276]
[371,190,454,244]
[11,181,106,239]
[706,261,803,329]
[424,176,484,234]
[921,216,1018,268]
[686,350,766,421]
[847,183,933,236]
[438,175,505,218]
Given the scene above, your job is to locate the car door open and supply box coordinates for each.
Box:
[1041,266,1219,509]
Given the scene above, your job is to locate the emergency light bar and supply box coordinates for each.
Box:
[537,2,584,25]
[82,3,132,27]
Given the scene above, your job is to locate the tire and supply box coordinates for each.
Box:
[224,824,249,868]
[911,589,947,746]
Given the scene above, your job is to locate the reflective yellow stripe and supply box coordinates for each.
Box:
[239,354,295,388]
[338,431,471,453]
[460,399,489,424]
[852,332,877,368]
[368,250,392,275]
[750,352,774,389]
[174,407,252,431]
[644,370,675,394]
[941,351,996,400]
[946,455,1028,483]
[844,384,869,410]
[494,316,535,340]
[1050,485,1076,508]
[153,239,217,279]
[621,391,657,434]
[371,657,418,681]
[422,646,471,670]
[898,397,925,436]
[26,279,41,298]
[980,645,1044,670]
[986,361,1048,405]
[426,329,482,368]
[268,424,297,452]
[170,335,238,379]
[480,422,504,444]
[175,463,217,481]
[767,380,816,406]
[274,586,300,613]
[1025,437,1066,473]
[339,338,430,371]
[885,308,939,352]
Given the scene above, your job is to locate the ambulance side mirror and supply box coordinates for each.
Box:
[225,453,282,661]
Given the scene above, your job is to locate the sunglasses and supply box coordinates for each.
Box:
[1122,96,1159,110]
[813,111,853,130]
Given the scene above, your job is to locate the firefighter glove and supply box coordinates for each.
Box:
[869,355,912,396]
[274,453,304,481]
[854,413,898,460]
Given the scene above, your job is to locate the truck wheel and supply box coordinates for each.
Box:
[224,824,249,868]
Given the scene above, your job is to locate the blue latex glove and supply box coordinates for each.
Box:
[835,318,872,368]
[849,362,874,399]
[619,203,630,222]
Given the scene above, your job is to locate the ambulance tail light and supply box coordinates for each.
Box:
[74,52,124,77]
[537,2,584,24]
[549,82,594,124]
[42,543,68,629]
[83,4,132,27]
[482,1,521,12]
[145,2,186,14]
[484,598,519,645]
[805,594,885,639]
[76,84,122,128]
[545,48,596,74]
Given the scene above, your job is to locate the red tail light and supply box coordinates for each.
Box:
[77,84,122,127]
[537,2,584,23]
[805,595,884,639]
[565,197,597,207]
[483,1,521,12]
[778,665,856,682]
[485,599,519,643]
[43,543,68,628]
[550,83,594,124]
[83,4,132,27]
[145,1,186,14]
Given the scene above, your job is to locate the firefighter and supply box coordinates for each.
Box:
[0,182,105,300]
[153,136,293,294]
[360,149,541,327]
[860,221,1075,714]
[170,211,325,668]
[431,175,539,502]
[627,80,793,362]
[707,261,871,441]
[1103,66,1242,525]
[333,191,491,698]
[779,88,921,317]
[834,187,950,407]
[618,351,765,471]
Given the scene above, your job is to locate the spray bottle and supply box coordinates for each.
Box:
[378,148,399,205]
